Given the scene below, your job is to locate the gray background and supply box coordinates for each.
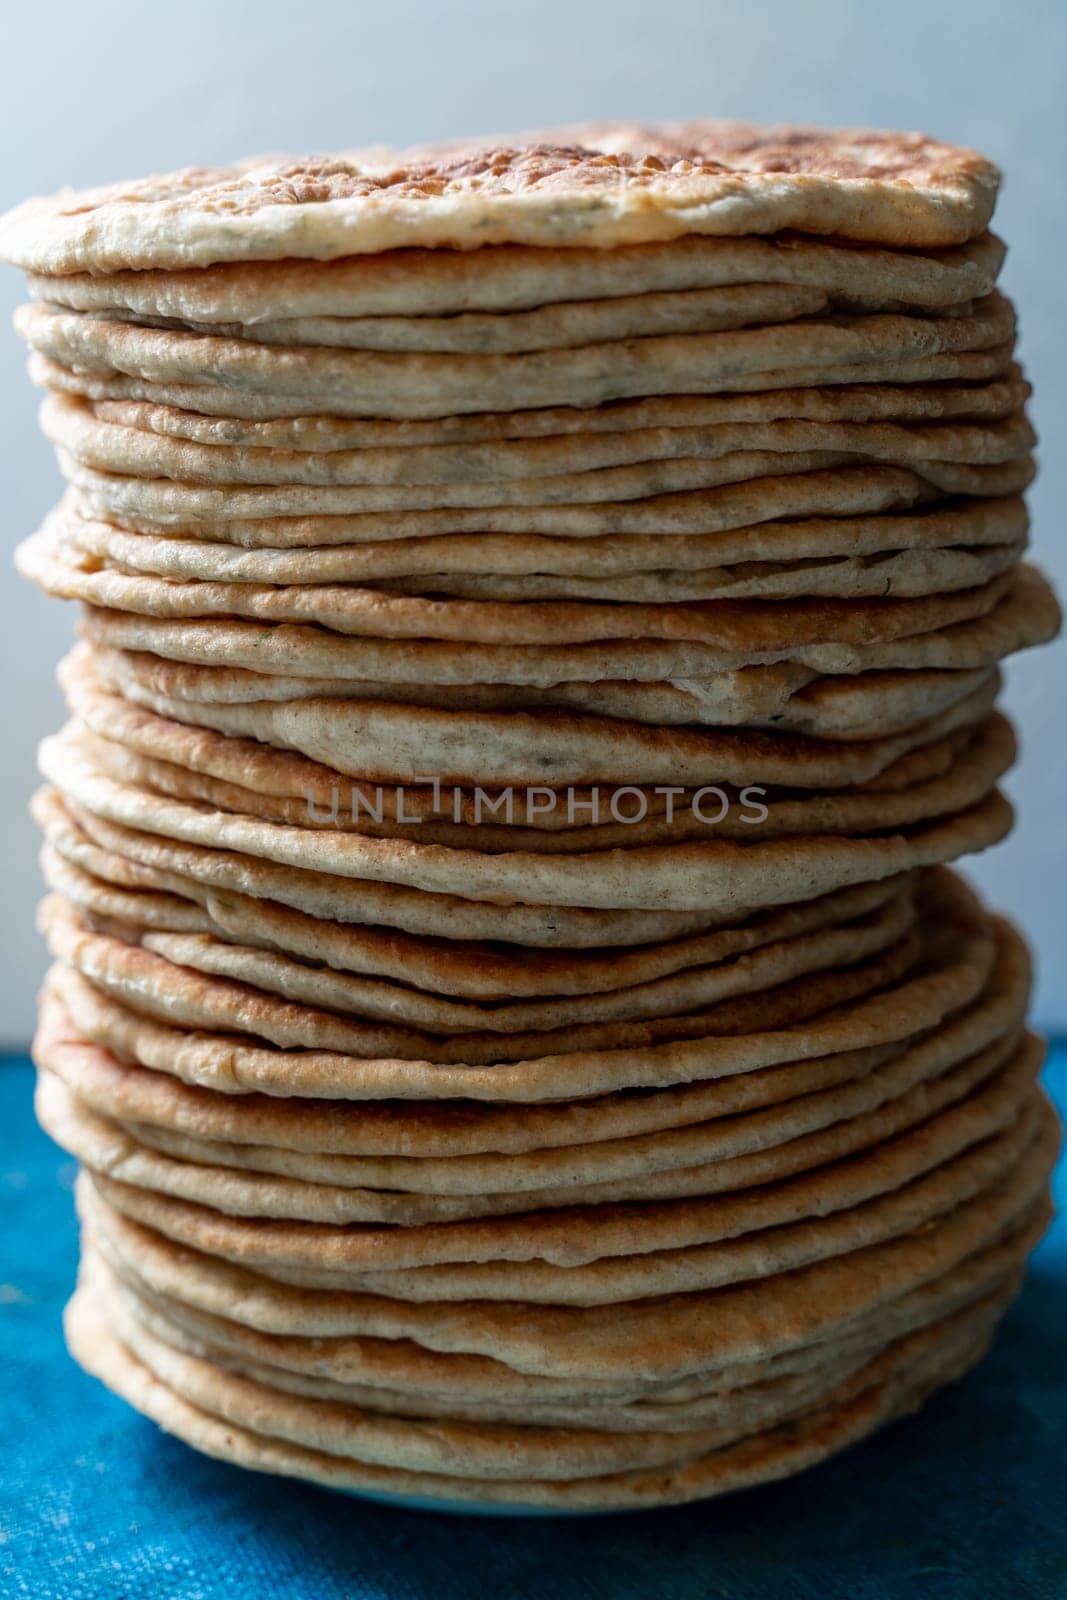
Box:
[0,0,1063,1044]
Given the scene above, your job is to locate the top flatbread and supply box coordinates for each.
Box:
[0,124,1000,274]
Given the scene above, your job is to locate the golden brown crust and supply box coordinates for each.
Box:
[0,123,1000,273]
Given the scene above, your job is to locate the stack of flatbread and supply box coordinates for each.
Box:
[1,122,1060,1511]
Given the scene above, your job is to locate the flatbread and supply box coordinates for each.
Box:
[63,1113,1055,1383]
[40,887,921,1065]
[54,518,1029,607]
[42,392,1035,489]
[49,673,1007,797]
[37,871,1004,1103]
[62,1274,1006,1507]
[59,461,1010,544]
[38,799,927,1001]
[35,1025,1040,1240]
[60,1084,1043,1306]
[19,516,1023,645]
[3,118,1057,1513]
[78,655,994,841]
[15,296,1016,419]
[93,1250,934,1481]
[73,564,1060,686]
[55,492,1030,577]
[79,1173,1046,1396]
[97,1252,1012,1470]
[29,343,1021,423]
[0,124,1002,276]
[73,639,1002,743]
[102,281,835,354]
[33,787,749,948]
[60,369,1031,456]
[23,232,1007,324]
[75,641,1000,750]
[95,1245,1023,1433]
[53,729,997,873]
[37,720,1014,910]
[44,860,919,1028]
[33,900,1027,1150]
[91,1029,1039,1222]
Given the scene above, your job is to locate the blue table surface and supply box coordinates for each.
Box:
[2,1046,1065,1600]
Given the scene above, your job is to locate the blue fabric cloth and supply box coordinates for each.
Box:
[2,1049,1065,1600]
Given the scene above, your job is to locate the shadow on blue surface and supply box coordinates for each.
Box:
[2,1053,1065,1600]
